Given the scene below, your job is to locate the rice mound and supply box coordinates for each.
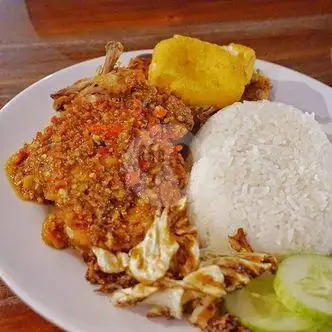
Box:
[188,101,332,255]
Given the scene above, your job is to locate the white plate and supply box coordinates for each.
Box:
[0,50,331,332]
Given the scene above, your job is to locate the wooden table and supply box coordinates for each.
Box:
[0,0,331,330]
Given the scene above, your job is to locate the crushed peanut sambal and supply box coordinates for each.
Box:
[6,41,194,253]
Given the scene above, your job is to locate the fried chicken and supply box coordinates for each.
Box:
[7,42,194,253]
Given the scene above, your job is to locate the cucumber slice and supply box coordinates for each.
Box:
[274,254,332,323]
[319,321,332,332]
[225,273,314,331]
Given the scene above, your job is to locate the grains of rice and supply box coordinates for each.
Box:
[188,101,332,255]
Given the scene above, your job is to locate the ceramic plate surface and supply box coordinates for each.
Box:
[0,50,331,332]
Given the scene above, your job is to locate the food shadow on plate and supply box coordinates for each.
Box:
[270,79,332,142]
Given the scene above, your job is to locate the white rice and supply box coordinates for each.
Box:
[188,101,332,255]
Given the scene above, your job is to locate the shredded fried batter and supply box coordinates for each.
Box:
[110,230,278,330]
[241,69,272,101]
[83,252,137,290]
[229,228,254,253]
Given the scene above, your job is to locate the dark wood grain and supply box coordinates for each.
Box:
[0,280,60,331]
[0,0,332,330]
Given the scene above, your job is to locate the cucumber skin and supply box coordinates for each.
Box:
[240,320,317,332]
[319,323,332,332]
[225,290,317,332]
[227,312,318,332]
[274,259,332,324]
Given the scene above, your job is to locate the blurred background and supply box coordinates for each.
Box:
[0,0,331,330]
[1,0,331,111]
